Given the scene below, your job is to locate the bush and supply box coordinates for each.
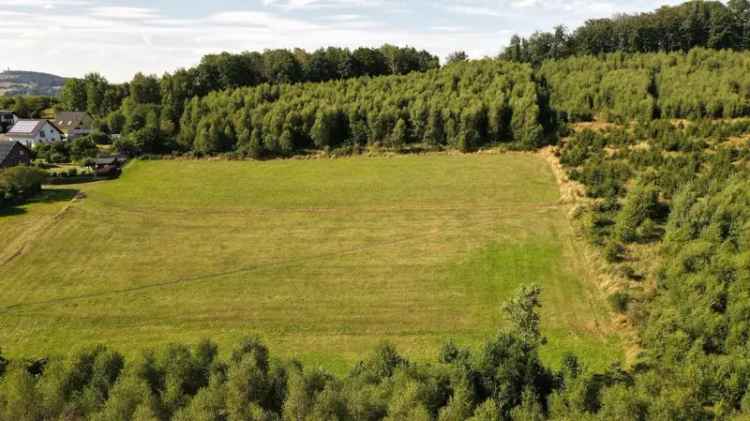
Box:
[36,142,71,163]
[604,241,625,263]
[69,136,99,161]
[614,182,660,243]
[616,265,643,282]
[608,291,630,314]
[0,166,47,209]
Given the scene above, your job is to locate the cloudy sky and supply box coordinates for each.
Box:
[1,0,686,82]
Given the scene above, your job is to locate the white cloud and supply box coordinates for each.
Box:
[207,11,321,31]
[263,0,386,10]
[89,7,160,20]
[0,0,90,7]
[440,4,503,17]
[0,0,695,82]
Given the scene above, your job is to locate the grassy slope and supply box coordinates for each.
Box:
[0,154,620,373]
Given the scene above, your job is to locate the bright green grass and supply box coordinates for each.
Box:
[0,153,621,373]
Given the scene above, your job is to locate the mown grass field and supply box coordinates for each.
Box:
[0,153,621,373]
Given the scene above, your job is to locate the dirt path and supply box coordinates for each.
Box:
[538,147,642,365]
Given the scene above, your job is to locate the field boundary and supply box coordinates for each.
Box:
[539,147,641,363]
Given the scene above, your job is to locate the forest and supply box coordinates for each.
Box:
[26,1,742,161]
[554,116,750,420]
[502,0,750,64]
[104,48,750,159]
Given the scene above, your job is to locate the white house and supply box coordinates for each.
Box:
[6,119,64,148]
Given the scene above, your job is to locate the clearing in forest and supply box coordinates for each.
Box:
[0,153,621,372]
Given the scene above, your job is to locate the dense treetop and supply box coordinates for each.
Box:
[556,116,750,419]
[59,45,440,119]
[540,48,750,122]
[502,0,750,65]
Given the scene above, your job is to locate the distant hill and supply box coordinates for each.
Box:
[0,70,66,97]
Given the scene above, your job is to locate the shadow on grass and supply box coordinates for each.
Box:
[0,188,79,218]
[33,189,79,204]
[0,207,26,217]
[47,176,117,186]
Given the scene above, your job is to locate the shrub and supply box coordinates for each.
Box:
[604,241,625,263]
[616,265,643,282]
[0,166,47,209]
[69,136,99,161]
[608,291,631,314]
[614,182,660,243]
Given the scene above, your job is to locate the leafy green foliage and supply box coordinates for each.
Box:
[0,293,559,420]
[0,166,46,210]
[541,49,750,123]
[503,1,750,64]
[556,109,750,418]
[608,292,630,314]
[176,59,554,157]
[0,95,58,119]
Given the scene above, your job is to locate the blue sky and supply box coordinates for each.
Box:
[1,0,686,82]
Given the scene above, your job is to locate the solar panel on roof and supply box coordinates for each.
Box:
[9,121,39,134]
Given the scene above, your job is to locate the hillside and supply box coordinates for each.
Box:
[0,70,65,97]
[0,154,620,372]
[2,0,750,416]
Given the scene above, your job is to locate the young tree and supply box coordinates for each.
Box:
[424,107,446,146]
[614,181,661,243]
[390,118,409,149]
[502,285,544,345]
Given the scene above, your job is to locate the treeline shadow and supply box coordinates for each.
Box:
[0,188,79,218]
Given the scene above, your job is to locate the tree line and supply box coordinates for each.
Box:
[102,48,750,159]
[59,45,440,122]
[502,0,750,65]
[47,48,750,161]
[0,96,58,120]
[170,59,555,158]
[0,287,610,421]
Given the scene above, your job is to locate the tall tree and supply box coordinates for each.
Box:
[61,78,88,111]
[129,73,161,105]
[84,73,109,116]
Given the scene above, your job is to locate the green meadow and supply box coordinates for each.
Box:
[0,153,621,373]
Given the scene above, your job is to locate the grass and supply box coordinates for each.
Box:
[0,153,621,373]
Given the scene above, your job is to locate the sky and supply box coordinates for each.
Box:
[0,0,688,82]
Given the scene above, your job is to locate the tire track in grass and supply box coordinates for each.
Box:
[1,217,509,314]
[0,191,82,266]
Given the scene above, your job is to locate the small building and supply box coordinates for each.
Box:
[0,111,18,134]
[6,119,64,148]
[0,141,32,169]
[92,155,126,177]
[54,112,94,139]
